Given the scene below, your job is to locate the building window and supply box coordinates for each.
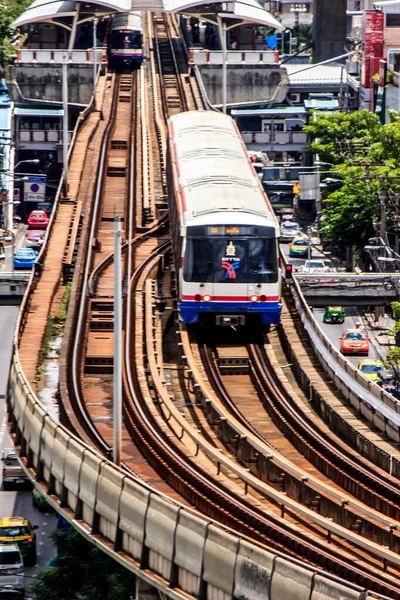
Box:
[386,14,400,27]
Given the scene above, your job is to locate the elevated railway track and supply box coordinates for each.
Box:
[7,13,400,600]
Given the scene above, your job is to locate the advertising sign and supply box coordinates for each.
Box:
[361,11,384,89]
[24,175,46,202]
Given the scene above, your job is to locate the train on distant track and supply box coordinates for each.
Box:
[108,11,143,70]
[167,110,282,329]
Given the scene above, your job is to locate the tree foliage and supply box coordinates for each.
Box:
[31,529,136,600]
[0,0,31,69]
[305,110,400,252]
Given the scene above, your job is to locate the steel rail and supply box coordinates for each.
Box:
[68,74,122,454]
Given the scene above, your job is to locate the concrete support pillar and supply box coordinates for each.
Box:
[135,578,160,600]
[313,0,346,63]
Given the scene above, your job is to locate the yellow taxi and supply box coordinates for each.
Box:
[0,517,38,565]
[357,359,384,382]
[289,236,310,258]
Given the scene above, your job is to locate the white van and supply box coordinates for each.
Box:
[0,545,24,597]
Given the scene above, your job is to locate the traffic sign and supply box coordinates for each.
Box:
[24,175,46,202]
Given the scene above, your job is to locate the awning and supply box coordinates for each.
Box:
[374,1,400,12]
[14,107,64,116]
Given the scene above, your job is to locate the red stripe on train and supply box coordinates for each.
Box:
[181,295,279,302]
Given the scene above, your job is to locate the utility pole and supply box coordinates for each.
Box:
[394,193,400,256]
[379,191,386,242]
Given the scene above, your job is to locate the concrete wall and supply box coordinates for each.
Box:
[7,64,95,105]
[197,65,289,106]
[313,0,347,63]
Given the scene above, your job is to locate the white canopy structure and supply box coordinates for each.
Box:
[12,0,284,30]
[374,1,400,12]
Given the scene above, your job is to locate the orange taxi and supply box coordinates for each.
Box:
[339,328,369,356]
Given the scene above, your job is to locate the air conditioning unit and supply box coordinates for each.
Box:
[290,93,301,103]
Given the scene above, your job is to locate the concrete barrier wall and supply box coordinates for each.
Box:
[7,353,370,600]
[289,275,400,459]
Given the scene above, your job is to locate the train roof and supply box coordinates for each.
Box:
[168,111,278,230]
[111,11,142,31]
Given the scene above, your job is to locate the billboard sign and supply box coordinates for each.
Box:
[24,175,46,202]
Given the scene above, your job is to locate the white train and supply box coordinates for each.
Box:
[167,111,282,328]
[108,11,143,69]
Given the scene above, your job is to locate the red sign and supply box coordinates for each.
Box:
[361,11,384,88]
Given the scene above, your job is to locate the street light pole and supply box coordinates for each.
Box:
[222,21,227,114]
[62,53,69,197]
[93,18,97,102]
[113,216,122,467]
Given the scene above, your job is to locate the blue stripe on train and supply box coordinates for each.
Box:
[179,301,282,324]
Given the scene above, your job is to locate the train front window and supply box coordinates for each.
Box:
[184,238,213,282]
[112,31,141,49]
[184,237,278,283]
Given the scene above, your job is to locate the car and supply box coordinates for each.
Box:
[280,222,301,242]
[36,201,53,216]
[25,230,45,249]
[32,488,54,512]
[13,248,36,270]
[340,328,369,356]
[289,236,310,258]
[323,306,345,324]
[27,210,49,230]
[281,213,295,224]
[377,369,398,397]
[357,359,384,382]
[0,518,38,566]
[1,450,30,490]
[0,544,25,596]
[301,259,330,273]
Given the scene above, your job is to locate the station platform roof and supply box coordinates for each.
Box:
[11,0,284,31]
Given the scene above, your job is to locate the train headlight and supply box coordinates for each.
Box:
[203,294,211,302]
[194,294,201,302]
[250,295,258,303]
[260,295,267,302]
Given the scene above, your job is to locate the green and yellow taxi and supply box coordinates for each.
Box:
[357,359,384,382]
[323,306,345,324]
[289,236,310,258]
[0,517,38,566]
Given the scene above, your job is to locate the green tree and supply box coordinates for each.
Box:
[304,110,382,164]
[384,347,400,393]
[31,529,136,600]
[0,0,31,69]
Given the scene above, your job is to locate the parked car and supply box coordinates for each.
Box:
[322,306,345,324]
[0,518,38,566]
[280,221,300,242]
[357,359,384,382]
[340,328,369,356]
[27,210,49,230]
[0,544,24,597]
[13,248,36,270]
[301,259,330,273]
[25,230,45,249]
[32,488,54,513]
[1,450,30,490]
[289,236,310,258]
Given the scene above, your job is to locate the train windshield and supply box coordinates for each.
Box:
[184,237,278,283]
[111,31,142,49]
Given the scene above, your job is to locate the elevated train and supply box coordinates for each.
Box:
[108,11,143,70]
[167,111,282,328]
